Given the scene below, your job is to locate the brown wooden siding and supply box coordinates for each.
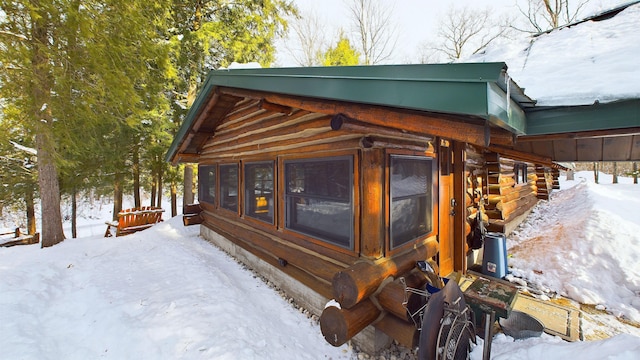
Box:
[484,153,538,234]
[193,91,448,347]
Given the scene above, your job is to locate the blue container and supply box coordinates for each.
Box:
[482,232,508,278]
[426,277,449,295]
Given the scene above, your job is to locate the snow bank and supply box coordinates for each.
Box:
[508,172,640,323]
[0,217,351,360]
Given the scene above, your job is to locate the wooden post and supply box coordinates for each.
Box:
[360,148,384,258]
[332,239,438,309]
[320,299,381,347]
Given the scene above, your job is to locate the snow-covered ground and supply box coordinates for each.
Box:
[1,172,640,359]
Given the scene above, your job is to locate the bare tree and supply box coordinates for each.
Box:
[283,10,327,66]
[426,6,512,62]
[516,0,591,33]
[346,0,398,65]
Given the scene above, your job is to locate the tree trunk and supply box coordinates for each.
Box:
[184,164,194,207]
[133,144,141,208]
[36,131,66,247]
[71,187,77,238]
[613,162,618,184]
[113,171,123,221]
[593,162,599,184]
[634,162,638,184]
[150,169,157,207]
[25,188,36,235]
[171,182,177,217]
[31,4,65,248]
[157,165,163,208]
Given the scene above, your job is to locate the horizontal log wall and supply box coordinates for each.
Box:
[535,165,554,200]
[485,152,539,234]
[195,92,443,349]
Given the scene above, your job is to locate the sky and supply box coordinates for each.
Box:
[2,172,640,359]
[275,0,629,66]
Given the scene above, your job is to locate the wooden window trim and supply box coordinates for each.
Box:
[198,164,217,206]
[218,162,240,215]
[514,162,529,186]
[242,160,277,228]
[278,150,360,255]
[385,149,438,256]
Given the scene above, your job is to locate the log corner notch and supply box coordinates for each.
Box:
[182,203,203,226]
[321,239,438,347]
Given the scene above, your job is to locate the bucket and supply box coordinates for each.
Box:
[426,277,449,295]
[482,232,508,278]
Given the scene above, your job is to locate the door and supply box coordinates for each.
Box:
[438,140,455,276]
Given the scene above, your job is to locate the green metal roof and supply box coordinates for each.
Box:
[167,62,533,162]
[524,99,640,135]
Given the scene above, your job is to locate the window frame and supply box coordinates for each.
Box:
[198,164,217,206]
[219,162,240,214]
[387,153,437,252]
[514,162,528,185]
[282,154,356,251]
[243,160,276,225]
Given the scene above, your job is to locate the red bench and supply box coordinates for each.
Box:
[104,206,164,237]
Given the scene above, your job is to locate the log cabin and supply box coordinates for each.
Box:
[165,62,638,353]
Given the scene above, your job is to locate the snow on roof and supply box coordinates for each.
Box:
[468,2,640,106]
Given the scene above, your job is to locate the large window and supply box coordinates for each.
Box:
[284,156,353,249]
[198,165,216,204]
[244,162,274,223]
[390,155,433,249]
[220,164,239,212]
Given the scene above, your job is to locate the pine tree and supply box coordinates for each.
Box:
[321,32,361,66]
[166,0,296,209]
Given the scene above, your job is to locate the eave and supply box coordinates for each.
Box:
[166,63,533,164]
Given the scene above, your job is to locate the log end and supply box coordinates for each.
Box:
[332,270,360,309]
[320,306,349,347]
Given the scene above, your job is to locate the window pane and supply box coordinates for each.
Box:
[198,165,216,204]
[220,164,238,212]
[285,157,353,248]
[244,162,274,223]
[390,156,433,248]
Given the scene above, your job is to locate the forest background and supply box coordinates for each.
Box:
[0,0,635,248]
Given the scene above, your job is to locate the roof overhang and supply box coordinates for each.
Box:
[514,99,640,162]
[166,62,534,163]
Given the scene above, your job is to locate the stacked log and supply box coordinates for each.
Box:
[552,168,561,189]
[465,145,487,247]
[183,203,204,226]
[320,242,438,347]
[485,153,539,232]
[535,165,554,200]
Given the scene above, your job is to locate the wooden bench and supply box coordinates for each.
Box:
[1,228,40,247]
[104,206,165,237]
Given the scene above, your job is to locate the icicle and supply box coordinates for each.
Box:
[506,72,511,121]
